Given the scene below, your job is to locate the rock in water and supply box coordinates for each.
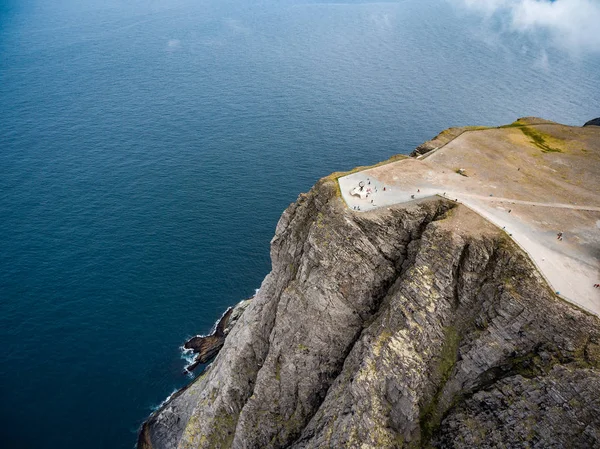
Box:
[183,299,252,372]
[182,307,232,372]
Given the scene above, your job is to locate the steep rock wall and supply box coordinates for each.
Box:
[139,174,600,449]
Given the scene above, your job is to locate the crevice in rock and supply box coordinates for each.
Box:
[421,233,578,447]
[451,242,470,310]
[418,236,517,447]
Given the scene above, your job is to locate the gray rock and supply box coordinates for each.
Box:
[138,172,600,449]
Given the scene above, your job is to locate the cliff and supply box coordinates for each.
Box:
[138,121,600,449]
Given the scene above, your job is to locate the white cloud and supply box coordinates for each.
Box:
[455,0,600,54]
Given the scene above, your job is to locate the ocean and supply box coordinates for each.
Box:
[1,0,598,447]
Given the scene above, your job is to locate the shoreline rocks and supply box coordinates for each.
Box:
[183,298,252,373]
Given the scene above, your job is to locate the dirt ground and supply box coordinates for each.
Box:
[339,119,600,315]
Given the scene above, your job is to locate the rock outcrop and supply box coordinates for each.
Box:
[183,299,252,372]
[584,117,600,127]
[409,127,467,157]
[138,136,600,449]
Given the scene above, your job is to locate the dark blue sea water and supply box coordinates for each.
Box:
[1,0,598,447]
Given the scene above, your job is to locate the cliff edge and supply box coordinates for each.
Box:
[139,119,600,449]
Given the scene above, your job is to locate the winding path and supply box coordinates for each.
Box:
[454,193,600,212]
[338,171,600,316]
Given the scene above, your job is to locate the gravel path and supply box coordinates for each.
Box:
[339,170,600,316]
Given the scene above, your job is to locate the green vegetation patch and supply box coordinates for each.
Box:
[519,126,563,153]
[182,409,238,449]
[498,119,529,129]
[437,326,461,389]
[419,326,461,444]
[275,357,282,381]
[462,125,492,131]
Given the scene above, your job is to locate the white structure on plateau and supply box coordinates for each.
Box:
[350,181,368,199]
[350,186,368,199]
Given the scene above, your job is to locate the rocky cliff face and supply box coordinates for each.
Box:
[139,172,600,449]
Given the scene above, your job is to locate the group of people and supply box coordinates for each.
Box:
[410,189,422,200]
[353,178,385,209]
[353,181,426,208]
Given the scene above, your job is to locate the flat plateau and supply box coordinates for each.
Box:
[339,118,600,314]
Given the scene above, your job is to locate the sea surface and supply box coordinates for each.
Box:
[1,0,598,447]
